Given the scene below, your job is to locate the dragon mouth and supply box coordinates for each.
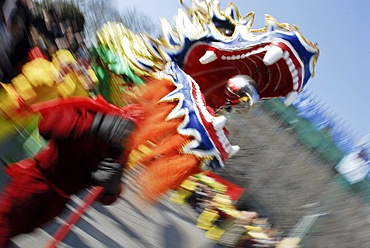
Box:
[166,37,307,167]
[182,40,303,109]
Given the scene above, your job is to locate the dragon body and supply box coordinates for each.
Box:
[0,0,319,202]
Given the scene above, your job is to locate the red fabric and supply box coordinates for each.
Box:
[34,105,105,196]
[5,158,35,177]
[0,165,68,247]
[0,101,128,246]
[30,95,146,126]
[28,47,48,60]
[37,104,94,141]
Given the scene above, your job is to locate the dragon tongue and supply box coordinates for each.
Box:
[199,49,217,64]
[263,45,284,66]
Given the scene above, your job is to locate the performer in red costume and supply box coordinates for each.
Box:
[0,98,137,247]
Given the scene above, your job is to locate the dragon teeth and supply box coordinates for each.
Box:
[229,145,240,157]
[263,45,284,66]
[213,116,227,130]
[212,115,240,158]
[211,43,302,100]
[284,91,298,106]
[292,69,298,79]
[293,82,299,90]
[199,49,217,64]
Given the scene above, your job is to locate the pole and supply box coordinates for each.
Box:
[45,186,104,248]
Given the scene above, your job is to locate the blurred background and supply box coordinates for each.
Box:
[1,0,370,247]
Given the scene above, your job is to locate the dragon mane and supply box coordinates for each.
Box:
[124,78,202,202]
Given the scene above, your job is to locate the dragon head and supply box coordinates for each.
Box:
[142,0,319,110]
[94,0,319,166]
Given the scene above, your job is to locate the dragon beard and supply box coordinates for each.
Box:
[125,78,202,203]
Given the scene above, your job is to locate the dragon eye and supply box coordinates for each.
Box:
[217,27,234,37]
[213,18,235,37]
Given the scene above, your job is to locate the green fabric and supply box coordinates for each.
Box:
[90,45,148,104]
[262,99,300,126]
[293,119,318,135]
[0,117,17,143]
[23,129,47,157]
[261,99,286,115]
[91,63,112,103]
[281,106,300,126]
[0,114,39,144]
[317,143,344,164]
[261,100,274,112]
[298,131,323,149]
[358,181,370,203]
[95,45,144,86]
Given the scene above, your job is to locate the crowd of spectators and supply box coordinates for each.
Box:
[0,0,86,84]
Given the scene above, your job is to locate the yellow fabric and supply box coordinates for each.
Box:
[196,208,219,230]
[217,206,241,218]
[22,58,59,87]
[213,193,232,206]
[247,231,270,240]
[0,83,20,112]
[245,225,263,232]
[198,174,215,185]
[205,225,225,240]
[276,237,301,248]
[53,49,77,65]
[170,188,193,204]
[56,73,76,97]
[11,74,36,101]
[87,68,99,83]
[207,180,227,193]
[138,144,152,155]
[180,179,197,191]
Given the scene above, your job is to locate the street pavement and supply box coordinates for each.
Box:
[9,171,219,248]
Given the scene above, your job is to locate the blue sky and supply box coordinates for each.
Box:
[115,0,370,138]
